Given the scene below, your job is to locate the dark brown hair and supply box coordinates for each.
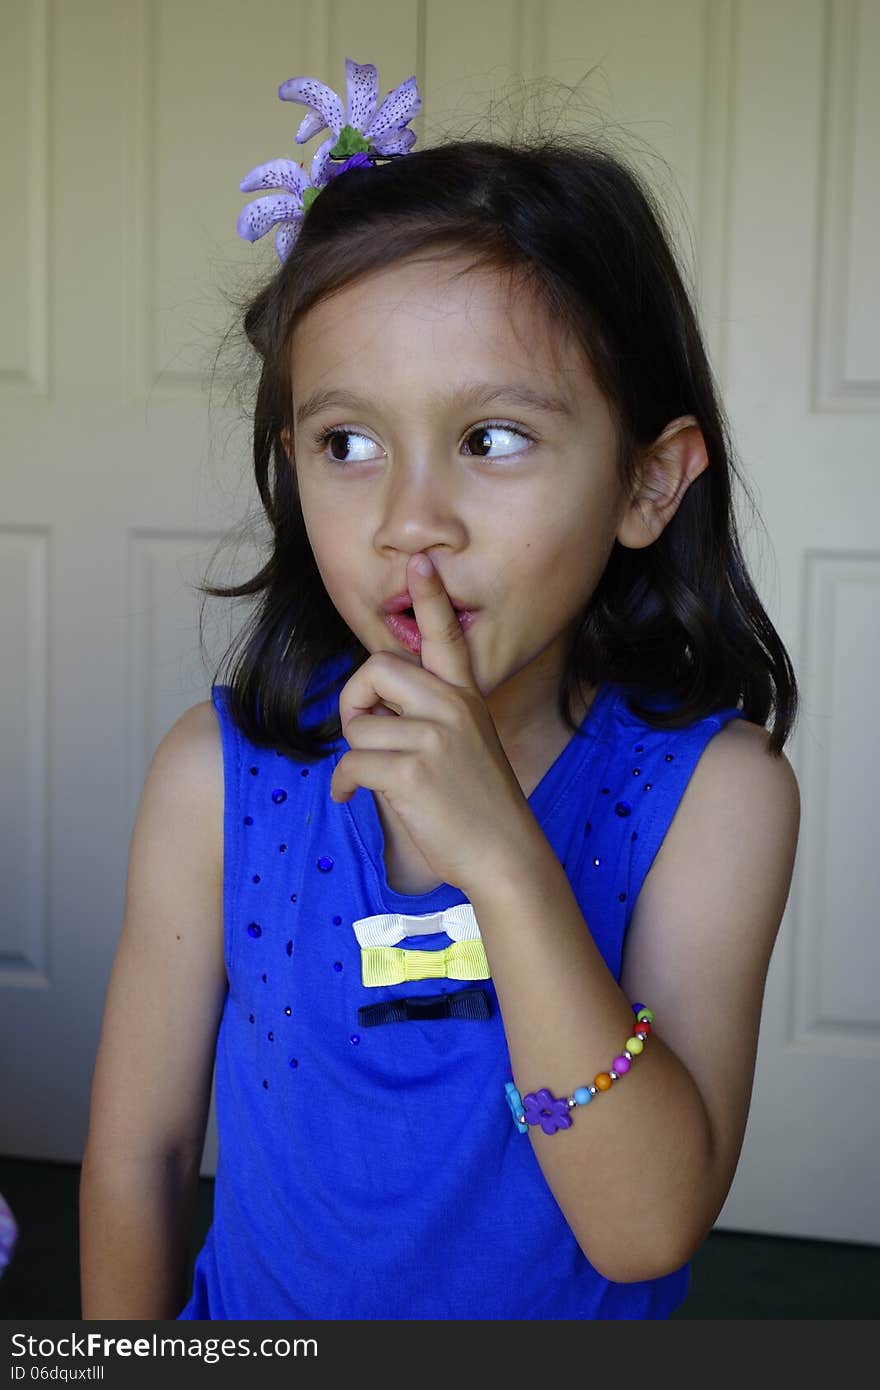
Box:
[199,134,798,759]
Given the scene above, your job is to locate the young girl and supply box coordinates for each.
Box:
[79,58,801,1321]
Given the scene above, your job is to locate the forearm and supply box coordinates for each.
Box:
[79,1147,201,1319]
[466,833,715,1283]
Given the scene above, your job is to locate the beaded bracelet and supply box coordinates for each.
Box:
[505,1003,654,1135]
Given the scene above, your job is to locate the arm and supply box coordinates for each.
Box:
[79,700,228,1320]
[466,719,801,1283]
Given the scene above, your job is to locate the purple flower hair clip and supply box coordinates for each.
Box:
[237,57,423,264]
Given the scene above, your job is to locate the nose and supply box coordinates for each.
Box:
[372,461,468,559]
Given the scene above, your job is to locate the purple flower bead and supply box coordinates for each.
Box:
[330,151,372,176]
[522,1088,573,1136]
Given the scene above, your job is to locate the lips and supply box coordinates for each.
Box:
[384,607,476,653]
[381,589,473,614]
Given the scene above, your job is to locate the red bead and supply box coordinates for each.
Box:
[636,1021,652,1037]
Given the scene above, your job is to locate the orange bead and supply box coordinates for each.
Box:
[594,1072,613,1091]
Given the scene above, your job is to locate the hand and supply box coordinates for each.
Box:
[329,552,542,896]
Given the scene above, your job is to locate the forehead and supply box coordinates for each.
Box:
[289,252,589,394]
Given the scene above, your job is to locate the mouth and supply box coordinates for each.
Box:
[381,590,472,615]
[382,605,477,653]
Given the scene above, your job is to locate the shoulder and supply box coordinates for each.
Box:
[150,698,225,879]
[697,715,801,898]
[625,713,800,960]
[155,697,223,779]
[704,715,800,818]
[168,695,224,753]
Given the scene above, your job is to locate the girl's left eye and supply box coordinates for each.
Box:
[311,421,534,466]
[461,422,533,459]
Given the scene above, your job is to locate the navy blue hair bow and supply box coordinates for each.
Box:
[357,986,492,1027]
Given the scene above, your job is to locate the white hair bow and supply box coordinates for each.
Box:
[351,901,481,948]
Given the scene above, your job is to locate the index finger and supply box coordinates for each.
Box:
[408,552,477,690]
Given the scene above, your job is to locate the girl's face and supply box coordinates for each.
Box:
[289,252,629,731]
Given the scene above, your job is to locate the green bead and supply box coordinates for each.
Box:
[636,1008,654,1023]
[626,1036,644,1055]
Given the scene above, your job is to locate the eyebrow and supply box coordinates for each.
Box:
[293,381,573,431]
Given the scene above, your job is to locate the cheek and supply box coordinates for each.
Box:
[506,498,606,582]
[298,487,353,578]
[497,501,614,623]
[298,523,356,618]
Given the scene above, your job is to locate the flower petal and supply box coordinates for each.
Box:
[278,75,345,141]
[310,136,335,187]
[239,158,309,197]
[344,58,378,131]
[236,193,304,244]
[364,75,422,142]
[294,109,326,144]
[371,127,417,157]
[275,222,301,263]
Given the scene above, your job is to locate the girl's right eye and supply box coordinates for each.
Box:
[311,426,378,464]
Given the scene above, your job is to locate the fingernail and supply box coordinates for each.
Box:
[414,554,433,577]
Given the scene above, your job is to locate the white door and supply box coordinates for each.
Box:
[1,0,876,1244]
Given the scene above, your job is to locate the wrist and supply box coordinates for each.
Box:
[461,815,564,907]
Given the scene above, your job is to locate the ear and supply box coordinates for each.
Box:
[616,415,709,550]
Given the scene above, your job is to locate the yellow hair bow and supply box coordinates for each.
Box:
[360,938,491,988]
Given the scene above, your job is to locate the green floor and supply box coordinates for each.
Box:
[1,1156,877,1319]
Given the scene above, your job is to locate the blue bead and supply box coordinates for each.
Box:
[632,1001,645,1013]
[271,789,287,804]
[317,856,334,872]
[573,1087,592,1105]
[247,923,262,938]
[504,1081,528,1133]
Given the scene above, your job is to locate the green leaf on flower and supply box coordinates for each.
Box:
[329,124,373,158]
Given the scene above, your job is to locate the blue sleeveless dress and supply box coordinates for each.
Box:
[177,654,746,1319]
